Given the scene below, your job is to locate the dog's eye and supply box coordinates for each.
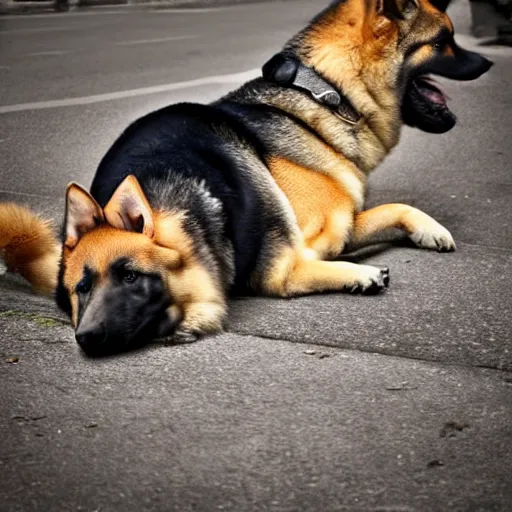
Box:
[431,31,452,52]
[122,270,139,284]
[76,277,92,294]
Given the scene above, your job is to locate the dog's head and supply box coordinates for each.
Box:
[293,0,492,133]
[56,176,184,356]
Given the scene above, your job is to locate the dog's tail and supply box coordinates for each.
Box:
[0,203,60,296]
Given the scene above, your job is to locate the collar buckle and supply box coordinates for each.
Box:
[262,53,362,126]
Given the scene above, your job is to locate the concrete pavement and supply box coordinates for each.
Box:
[1,1,511,510]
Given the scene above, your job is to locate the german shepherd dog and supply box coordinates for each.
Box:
[0,0,492,355]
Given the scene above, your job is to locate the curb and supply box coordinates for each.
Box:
[0,0,274,15]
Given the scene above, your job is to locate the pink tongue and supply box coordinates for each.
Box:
[422,88,446,105]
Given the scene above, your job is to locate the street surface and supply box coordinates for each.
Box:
[1,1,511,510]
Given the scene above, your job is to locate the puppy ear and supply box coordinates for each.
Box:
[64,183,104,250]
[103,175,154,238]
[376,0,417,19]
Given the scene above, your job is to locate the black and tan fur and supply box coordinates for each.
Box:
[0,0,492,355]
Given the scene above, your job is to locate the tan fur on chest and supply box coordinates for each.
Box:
[262,90,394,175]
[268,156,356,259]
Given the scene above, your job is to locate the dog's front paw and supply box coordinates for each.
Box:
[157,328,200,346]
[175,328,202,344]
[409,220,455,252]
[348,266,390,294]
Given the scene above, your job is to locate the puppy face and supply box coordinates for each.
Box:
[56,176,182,356]
[60,226,182,356]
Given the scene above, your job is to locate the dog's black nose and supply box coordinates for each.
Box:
[75,327,106,353]
[483,57,494,72]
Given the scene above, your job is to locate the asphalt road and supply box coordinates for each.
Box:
[1,2,511,511]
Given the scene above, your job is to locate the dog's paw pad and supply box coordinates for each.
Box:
[410,223,455,252]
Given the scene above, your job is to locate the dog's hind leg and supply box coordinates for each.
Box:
[260,246,389,297]
[348,204,455,252]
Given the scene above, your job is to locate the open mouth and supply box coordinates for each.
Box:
[413,76,449,107]
[401,75,456,134]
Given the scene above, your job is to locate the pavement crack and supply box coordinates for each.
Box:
[228,329,511,373]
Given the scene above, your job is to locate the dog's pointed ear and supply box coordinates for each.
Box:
[103,175,154,238]
[376,0,418,19]
[64,183,104,250]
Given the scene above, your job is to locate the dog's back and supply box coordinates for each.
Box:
[90,102,295,291]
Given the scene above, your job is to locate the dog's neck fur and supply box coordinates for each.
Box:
[284,0,406,167]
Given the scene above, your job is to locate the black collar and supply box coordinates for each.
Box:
[262,53,362,126]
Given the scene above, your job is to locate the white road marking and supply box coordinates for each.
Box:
[0,26,80,34]
[156,8,232,13]
[25,50,72,57]
[0,69,260,114]
[115,35,197,46]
